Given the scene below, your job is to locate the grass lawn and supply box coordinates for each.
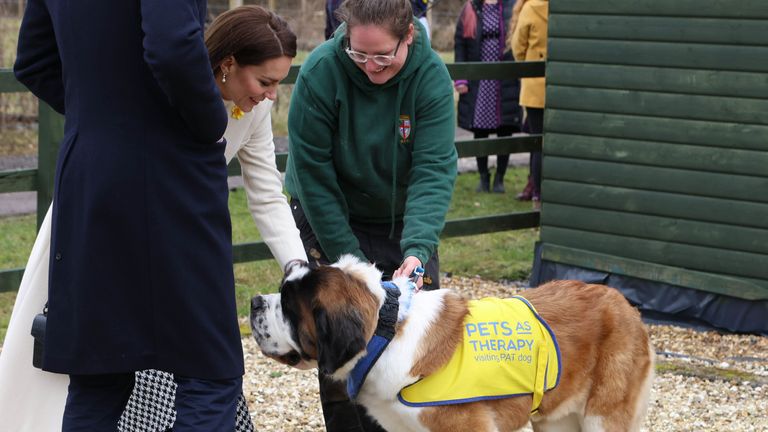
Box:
[0,168,537,344]
[445,169,538,282]
[0,212,37,346]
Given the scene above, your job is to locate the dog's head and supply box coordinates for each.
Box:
[250,256,385,379]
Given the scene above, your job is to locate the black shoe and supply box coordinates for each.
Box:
[476,172,490,192]
[492,172,505,193]
[516,176,533,201]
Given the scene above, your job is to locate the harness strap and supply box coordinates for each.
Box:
[346,283,400,400]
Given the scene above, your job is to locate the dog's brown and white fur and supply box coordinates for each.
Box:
[251,256,654,431]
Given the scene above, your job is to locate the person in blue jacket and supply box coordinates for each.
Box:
[325,0,344,39]
[14,0,242,429]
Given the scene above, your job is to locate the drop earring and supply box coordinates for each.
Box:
[222,73,227,83]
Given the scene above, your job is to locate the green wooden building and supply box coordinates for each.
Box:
[532,0,768,334]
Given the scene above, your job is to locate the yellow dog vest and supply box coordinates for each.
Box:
[398,296,560,413]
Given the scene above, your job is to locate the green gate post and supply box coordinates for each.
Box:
[36,102,64,230]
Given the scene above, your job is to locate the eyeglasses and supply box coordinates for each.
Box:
[345,39,402,66]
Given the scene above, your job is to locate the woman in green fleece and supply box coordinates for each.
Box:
[285,0,457,430]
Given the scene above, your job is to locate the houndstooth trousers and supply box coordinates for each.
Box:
[118,369,254,431]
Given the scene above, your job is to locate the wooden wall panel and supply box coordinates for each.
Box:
[545,133,768,177]
[550,0,768,19]
[547,86,768,125]
[542,203,768,255]
[541,0,768,298]
[549,38,768,72]
[541,226,768,280]
[546,63,768,99]
[545,110,768,151]
[543,181,768,230]
[550,15,768,46]
[541,244,768,301]
[544,157,768,203]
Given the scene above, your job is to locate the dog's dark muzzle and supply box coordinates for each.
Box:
[251,295,266,315]
[249,295,267,336]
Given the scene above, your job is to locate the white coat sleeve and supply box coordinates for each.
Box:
[237,110,308,269]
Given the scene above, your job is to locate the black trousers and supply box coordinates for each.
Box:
[290,199,440,432]
[525,108,544,195]
[290,199,440,289]
[472,125,518,175]
[62,373,242,432]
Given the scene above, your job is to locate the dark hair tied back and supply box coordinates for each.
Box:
[206,5,297,73]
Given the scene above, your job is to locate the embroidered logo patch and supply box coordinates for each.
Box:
[398,115,411,143]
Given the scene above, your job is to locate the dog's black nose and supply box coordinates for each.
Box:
[251,296,266,313]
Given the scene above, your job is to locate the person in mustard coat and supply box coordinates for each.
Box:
[510,0,548,208]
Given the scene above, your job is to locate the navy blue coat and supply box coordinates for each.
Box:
[14,0,244,379]
[454,0,522,131]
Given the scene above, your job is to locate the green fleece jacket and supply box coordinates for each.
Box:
[285,20,457,266]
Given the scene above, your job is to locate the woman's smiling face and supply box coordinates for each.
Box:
[219,55,293,111]
[347,23,413,85]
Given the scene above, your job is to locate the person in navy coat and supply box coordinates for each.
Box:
[14,0,243,429]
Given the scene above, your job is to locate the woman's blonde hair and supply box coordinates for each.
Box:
[507,0,529,48]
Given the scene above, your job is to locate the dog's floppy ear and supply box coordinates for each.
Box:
[314,306,368,375]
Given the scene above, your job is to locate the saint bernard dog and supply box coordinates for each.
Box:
[250,255,654,431]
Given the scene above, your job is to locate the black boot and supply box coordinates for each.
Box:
[492,154,509,193]
[476,172,490,192]
[475,156,490,193]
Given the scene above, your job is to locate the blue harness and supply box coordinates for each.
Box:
[346,281,400,400]
[346,267,424,400]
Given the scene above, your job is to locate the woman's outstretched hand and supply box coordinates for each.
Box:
[393,256,423,289]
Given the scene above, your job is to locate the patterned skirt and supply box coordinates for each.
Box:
[118,370,254,431]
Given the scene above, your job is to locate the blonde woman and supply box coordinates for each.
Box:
[509,0,548,208]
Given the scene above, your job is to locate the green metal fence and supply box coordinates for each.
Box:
[0,61,545,293]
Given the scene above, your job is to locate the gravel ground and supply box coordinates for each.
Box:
[241,276,768,432]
